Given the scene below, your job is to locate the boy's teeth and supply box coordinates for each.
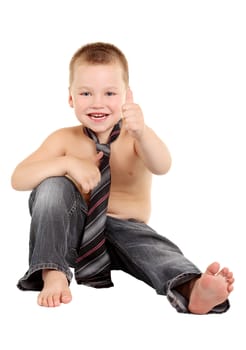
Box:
[89,113,107,119]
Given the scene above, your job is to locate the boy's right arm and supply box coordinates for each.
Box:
[11,129,102,193]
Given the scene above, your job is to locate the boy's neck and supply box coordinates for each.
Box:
[84,119,122,144]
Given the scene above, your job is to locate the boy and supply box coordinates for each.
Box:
[11,42,234,313]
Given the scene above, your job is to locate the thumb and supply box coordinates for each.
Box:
[125,87,134,104]
[95,151,104,162]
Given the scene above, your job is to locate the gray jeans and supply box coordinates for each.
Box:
[17,176,229,313]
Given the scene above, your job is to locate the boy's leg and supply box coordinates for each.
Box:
[105,216,230,314]
[17,176,87,293]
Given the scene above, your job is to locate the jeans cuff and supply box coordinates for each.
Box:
[17,263,73,291]
[166,272,230,314]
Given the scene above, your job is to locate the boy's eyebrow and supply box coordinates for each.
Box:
[104,86,120,90]
[76,86,120,90]
[76,86,92,90]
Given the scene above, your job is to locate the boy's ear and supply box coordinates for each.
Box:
[68,89,74,108]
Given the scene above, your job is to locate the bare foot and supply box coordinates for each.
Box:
[37,270,72,307]
[188,262,234,314]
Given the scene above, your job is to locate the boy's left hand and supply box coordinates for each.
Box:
[122,88,145,140]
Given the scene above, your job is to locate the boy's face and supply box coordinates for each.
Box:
[69,62,127,140]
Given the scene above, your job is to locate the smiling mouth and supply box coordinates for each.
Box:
[87,113,109,120]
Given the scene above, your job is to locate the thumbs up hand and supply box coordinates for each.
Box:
[122,88,145,140]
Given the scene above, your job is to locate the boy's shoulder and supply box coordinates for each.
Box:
[42,125,84,150]
[49,125,83,139]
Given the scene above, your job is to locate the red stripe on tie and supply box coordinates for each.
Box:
[76,238,106,262]
[110,130,120,140]
[87,193,109,216]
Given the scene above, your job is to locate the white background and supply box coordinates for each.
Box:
[0,0,245,348]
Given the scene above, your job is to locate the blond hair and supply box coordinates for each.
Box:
[69,42,129,87]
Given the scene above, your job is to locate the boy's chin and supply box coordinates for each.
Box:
[84,116,121,129]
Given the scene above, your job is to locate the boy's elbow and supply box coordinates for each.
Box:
[11,173,23,191]
[11,176,20,190]
[153,157,172,175]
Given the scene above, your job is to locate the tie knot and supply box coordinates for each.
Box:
[83,120,122,155]
[96,143,110,156]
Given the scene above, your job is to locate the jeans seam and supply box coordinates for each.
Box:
[66,184,87,216]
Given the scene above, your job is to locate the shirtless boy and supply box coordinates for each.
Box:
[11,42,234,313]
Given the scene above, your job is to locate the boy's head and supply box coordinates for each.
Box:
[68,42,130,140]
[69,42,129,88]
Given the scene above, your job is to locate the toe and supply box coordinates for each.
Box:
[228,284,234,292]
[206,262,220,275]
[53,293,61,307]
[61,291,72,304]
[220,267,229,277]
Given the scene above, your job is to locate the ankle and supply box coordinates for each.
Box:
[176,277,199,300]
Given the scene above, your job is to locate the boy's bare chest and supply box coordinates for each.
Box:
[66,132,140,175]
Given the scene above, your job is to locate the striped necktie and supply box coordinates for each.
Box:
[75,120,121,288]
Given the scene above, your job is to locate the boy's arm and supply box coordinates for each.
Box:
[134,126,172,175]
[11,128,102,192]
[11,130,66,190]
[122,89,172,175]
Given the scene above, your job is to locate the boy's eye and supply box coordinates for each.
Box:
[106,91,116,96]
[80,92,91,96]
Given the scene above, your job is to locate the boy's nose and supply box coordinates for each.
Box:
[91,95,103,107]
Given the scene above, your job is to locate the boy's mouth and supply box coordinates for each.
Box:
[87,113,109,121]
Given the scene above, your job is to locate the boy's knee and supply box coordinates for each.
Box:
[38,176,72,192]
[30,176,75,211]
